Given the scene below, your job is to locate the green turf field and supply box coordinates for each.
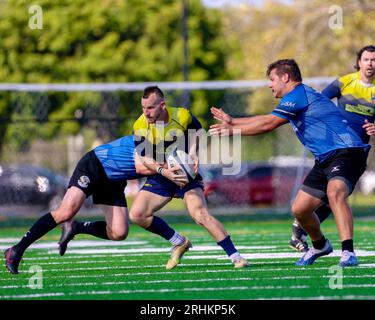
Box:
[1,216,375,300]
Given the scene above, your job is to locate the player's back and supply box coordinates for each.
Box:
[94,135,142,181]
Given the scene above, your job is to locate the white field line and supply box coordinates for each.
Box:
[19,259,137,266]
[39,247,375,260]
[0,238,21,243]
[2,263,375,282]
[256,295,375,300]
[3,274,375,290]
[70,285,311,297]
[0,293,65,299]
[0,240,148,250]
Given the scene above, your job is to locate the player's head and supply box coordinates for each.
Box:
[141,86,166,123]
[355,45,375,80]
[266,59,302,98]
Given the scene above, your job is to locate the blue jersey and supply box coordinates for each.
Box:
[94,135,143,181]
[271,84,370,162]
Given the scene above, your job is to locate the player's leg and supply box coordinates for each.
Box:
[325,148,367,267]
[289,203,332,252]
[327,179,352,239]
[101,205,129,241]
[183,188,249,268]
[58,176,129,255]
[4,186,86,274]
[292,190,333,266]
[130,188,190,269]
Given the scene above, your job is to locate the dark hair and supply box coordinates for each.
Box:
[266,59,302,82]
[142,86,164,99]
[355,45,375,70]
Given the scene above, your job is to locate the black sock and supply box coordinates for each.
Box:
[15,212,57,253]
[312,236,326,250]
[217,235,237,257]
[146,216,175,241]
[315,204,332,223]
[342,239,354,252]
[74,221,109,240]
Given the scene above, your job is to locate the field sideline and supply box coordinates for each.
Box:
[0,216,375,300]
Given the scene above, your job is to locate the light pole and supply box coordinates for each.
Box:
[181,0,190,107]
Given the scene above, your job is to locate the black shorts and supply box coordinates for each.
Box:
[301,147,368,200]
[68,150,128,207]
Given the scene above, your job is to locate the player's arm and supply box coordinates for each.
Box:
[211,107,253,125]
[209,113,288,136]
[321,79,341,99]
[133,132,188,187]
[134,152,156,175]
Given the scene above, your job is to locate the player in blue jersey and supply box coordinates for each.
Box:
[289,45,375,252]
[210,59,370,267]
[4,135,154,274]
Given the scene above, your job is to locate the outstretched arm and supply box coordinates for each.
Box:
[211,107,255,125]
[210,109,288,136]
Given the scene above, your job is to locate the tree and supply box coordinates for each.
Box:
[0,0,234,151]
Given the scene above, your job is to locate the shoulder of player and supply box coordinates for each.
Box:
[338,72,358,88]
[279,83,307,107]
[167,106,194,128]
[133,113,148,131]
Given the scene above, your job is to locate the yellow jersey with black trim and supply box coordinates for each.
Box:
[133,106,202,160]
[322,72,375,143]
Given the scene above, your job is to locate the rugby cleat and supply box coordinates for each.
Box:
[233,257,250,268]
[4,246,23,275]
[58,220,77,256]
[289,238,309,253]
[289,222,309,252]
[166,238,192,270]
[339,250,358,267]
[295,239,333,266]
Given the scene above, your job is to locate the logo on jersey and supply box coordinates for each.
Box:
[78,175,90,188]
[281,101,295,108]
[331,166,340,173]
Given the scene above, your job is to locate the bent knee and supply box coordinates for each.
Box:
[291,204,307,219]
[327,188,348,205]
[107,229,128,241]
[129,209,148,225]
[51,208,77,224]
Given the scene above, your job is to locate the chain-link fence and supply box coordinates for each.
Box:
[1,81,374,216]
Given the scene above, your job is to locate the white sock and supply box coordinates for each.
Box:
[229,252,241,262]
[169,232,185,246]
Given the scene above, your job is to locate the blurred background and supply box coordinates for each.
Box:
[0,0,374,218]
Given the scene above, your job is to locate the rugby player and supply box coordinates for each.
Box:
[210,59,370,267]
[289,45,375,252]
[4,135,157,274]
[130,86,249,270]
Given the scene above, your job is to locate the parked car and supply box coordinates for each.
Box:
[0,164,68,210]
[203,159,312,207]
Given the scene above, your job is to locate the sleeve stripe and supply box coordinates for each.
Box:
[273,108,296,116]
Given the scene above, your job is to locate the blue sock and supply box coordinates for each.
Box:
[146,216,175,241]
[217,235,237,257]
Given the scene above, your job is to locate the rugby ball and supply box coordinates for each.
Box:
[166,149,196,180]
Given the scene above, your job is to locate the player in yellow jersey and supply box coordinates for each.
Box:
[290,45,375,253]
[130,86,249,270]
